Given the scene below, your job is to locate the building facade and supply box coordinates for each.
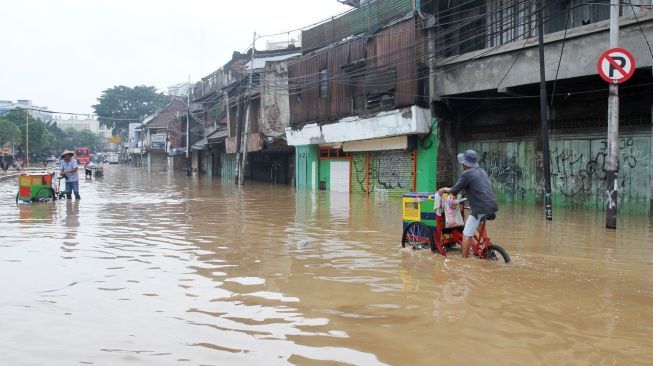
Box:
[191,46,300,184]
[285,1,438,196]
[54,118,100,134]
[429,1,653,215]
[142,99,187,172]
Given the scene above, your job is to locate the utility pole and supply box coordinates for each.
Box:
[186,75,192,176]
[234,93,242,185]
[25,109,29,169]
[606,0,620,229]
[239,32,256,187]
[537,1,552,221]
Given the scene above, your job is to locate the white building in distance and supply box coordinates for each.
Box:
[55,118,100,134]
[0,99,53,122]
[167,82,194,98]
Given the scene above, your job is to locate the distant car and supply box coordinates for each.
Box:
[46,155,56,163]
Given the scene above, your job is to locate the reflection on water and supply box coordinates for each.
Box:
[1,165,652,365]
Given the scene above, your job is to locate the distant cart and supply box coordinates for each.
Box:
[16,172,65,203]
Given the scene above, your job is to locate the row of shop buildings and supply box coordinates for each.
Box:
[136,0,653,215]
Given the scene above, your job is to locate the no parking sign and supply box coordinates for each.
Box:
[597,48,636,84]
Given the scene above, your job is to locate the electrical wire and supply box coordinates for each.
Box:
[190,0,651,122]
[627,0,653,60]
[550,1,572,107]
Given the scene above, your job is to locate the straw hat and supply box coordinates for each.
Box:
[60,149,75,159]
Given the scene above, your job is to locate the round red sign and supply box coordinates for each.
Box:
[597,48,636,84]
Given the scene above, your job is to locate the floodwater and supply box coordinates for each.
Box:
[1,166,652,366]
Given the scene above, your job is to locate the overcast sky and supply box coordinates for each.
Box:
[0,0,349,115]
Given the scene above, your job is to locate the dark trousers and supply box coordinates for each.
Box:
[65,181,81,200]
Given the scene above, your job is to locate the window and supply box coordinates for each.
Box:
[319,69,328,99]
[319,147,350,159]
[365,67,396,111]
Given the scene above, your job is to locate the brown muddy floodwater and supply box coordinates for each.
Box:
[1,166,653,366]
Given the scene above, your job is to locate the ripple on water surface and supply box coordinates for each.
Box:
[0,166,652,365]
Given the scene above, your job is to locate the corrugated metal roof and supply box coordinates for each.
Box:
[191,137,208,150]
[207,128,228,143]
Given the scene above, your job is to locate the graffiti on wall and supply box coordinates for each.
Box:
[463,135,649,212]
[478,152,527,200]
[550,137,647,208]
[352,151,414,196]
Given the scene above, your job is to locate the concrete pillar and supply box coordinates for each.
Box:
[147,151,151,173]
[207,149,213,179]
[295,145,318,190]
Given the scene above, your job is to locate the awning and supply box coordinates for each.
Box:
[191,138,208,151]
[207,128,228,143]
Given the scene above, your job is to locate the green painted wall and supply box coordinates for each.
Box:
[461,134,651,214]
[416,118,438,193]
[548,136,651,214]
[295,145,319,190]
[460,139,538,204]
[319,159,331,191]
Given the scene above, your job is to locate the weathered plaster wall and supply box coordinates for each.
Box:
[285,106,431,145]
[261,61,291,138]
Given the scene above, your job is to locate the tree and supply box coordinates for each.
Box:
[93,85,171,134]
[0,118,21,147]
[2,109,52,156]
[73,129,101,150]
[46,124,68,153]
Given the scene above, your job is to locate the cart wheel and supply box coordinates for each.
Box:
[33,187,55,203]
[430,230,448,256]
[401,222,433,251]
[483,244,511,263]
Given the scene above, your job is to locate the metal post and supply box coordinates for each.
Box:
[25,109,29,168]
[186,75,192,176]
[240,32,256,187]
[537,1,552,221]
[606,0,620,229]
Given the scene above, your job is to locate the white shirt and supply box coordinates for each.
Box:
[60,158,79,182]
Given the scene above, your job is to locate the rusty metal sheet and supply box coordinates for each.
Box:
[225,133,264,154]
[290,16,422,127]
